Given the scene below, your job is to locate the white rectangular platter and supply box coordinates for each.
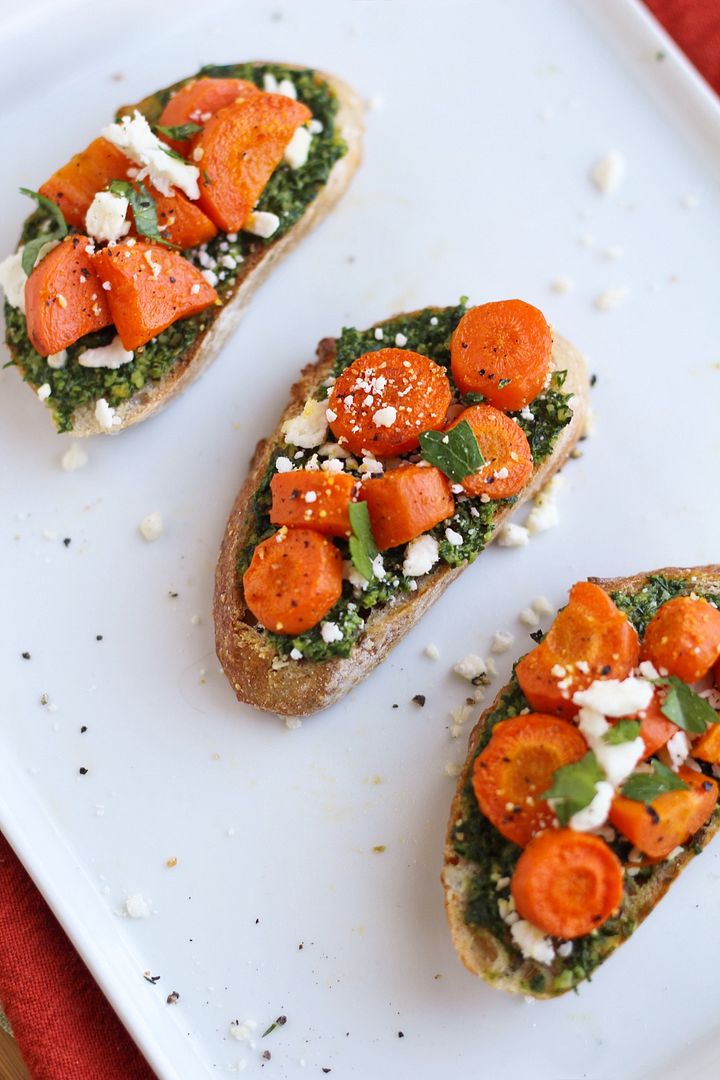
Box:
[2,1,720,1077]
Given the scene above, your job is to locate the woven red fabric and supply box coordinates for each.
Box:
[0,836,155,1079]
[645,0,720,92]
[0,5,718,1079]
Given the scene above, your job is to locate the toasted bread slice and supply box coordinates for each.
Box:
[214,323,589,717]
[8,64,363,436]
[442,564,720,998]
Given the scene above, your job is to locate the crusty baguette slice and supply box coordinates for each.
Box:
[442,564,720,998]
[13,65,363,436]
[214,326,589,717]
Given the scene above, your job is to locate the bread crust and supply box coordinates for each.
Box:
[441,564,720,998]
[12,65,364,436]
[213,328,589,716]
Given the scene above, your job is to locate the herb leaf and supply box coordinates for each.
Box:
[604,719,642,745]
[348,501,378,582]
[542,751,604,826]
[419,420,484,484]
[154,122,203,141]
[19,188,68,275]
[108,180,176,249]
[620,758,689,803]
[657,676,717,734]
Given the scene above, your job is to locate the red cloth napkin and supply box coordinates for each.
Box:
[1,5,718,1079]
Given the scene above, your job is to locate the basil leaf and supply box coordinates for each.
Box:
[161,145,190,162]
[419,420,484,484]
[154,122,203,141]
[604,719,642,745]
[19,188,68,276]
[620,759,689,804]
[542,751,604,826]
[108,180,176,249]
[19,188,68,237]
[657,676,717,734]
[348,501,378,582]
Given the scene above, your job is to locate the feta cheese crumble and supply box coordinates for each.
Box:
[85,190,130,243]
[589,150,626,195]
[283,126,312,169]
[666,730,690,771]
[37,383,51,401]
[510,919,555,965]
[320,621,343,644]
[577,707,645,787]
[573,676,652,717]
[281,397,328,448]
[78,336,134,370]
[0,249,27,311]
[123,893,152,919]
[424,643,440,661]
[102,110,200,199]
[61,443,89,472]
[139,511,163,542]
[244,210,280,238]
[491,631,514,654]
[445,527,464,547]
[372,405,397,428]
[403,534,439,577]
[453,654,486,682]
[594,287,629,311]
[496,523,529,547]
[47,350,67,369]
[519,607,539,628]
[569,780,615,832]
[94,397,121,430]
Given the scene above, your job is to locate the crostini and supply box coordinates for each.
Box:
[214,298,590,716]
[442,565,720,997]
[0,63,363,434]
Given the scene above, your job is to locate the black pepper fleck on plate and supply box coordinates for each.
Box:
[411,694,426,707]
[166,991,180,1005]
[63,537,71,547]
[96,634,103,641]
[80,726,87,734]
[21,651,31,660]
[79,766,88,775]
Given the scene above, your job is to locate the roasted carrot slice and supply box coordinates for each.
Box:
[609,767,718,859]
[632,689,678,759]
[39,138,133,229]
[270,471,356,538]
[511,829,623,939]
[693,724,720,764]
[641,596,720,683]
[157,76,260,152]
[195,94,311,231]
[327,349,452,458]
[93,240,217,351]
[472,714,587,847]
[150,190,217,249]
[445,404,533,499]
[516,582,640,719]
[450,299,553,411]
[242,527,343,635]
[360,464,454,550]
[24,235,112,356]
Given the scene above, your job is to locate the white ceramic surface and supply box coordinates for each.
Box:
[2,1,719,1077]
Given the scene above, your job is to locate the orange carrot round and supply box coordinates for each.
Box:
[609,767,718,859]
[196,94,311,231]
[93,240,217,351]
[445,404,533,499]
[24,235,112,356]
[516,582,640,719]
[242,527,343,635]
[472,714,587,847]
[511,829,623,939]
[270,470,356,538]
[641,596,720,683]
[450,299,553,411]
[361,464,454,550]
[327,349,452,458]
[39,138,132,230]
[157,77,260,152]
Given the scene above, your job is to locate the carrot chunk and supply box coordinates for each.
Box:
[24,235,111,356]
[511,829,623,939]
[150,189,217,250]
[609,768,718,859]
[445,404,533,499]
[195,94,311,231]
[93,240,216,351]
[632,689,678,759]
[327,349,452,458]
[472,714,588,847]
[641,596,720,683]
[157,76,260,152]
[516,582,640,719]
[39,138,132,229]
[451,299,553,411]
[270,471,356,538]
[242,528,343,635]
[361,465,454,550]
[693,723,720,764]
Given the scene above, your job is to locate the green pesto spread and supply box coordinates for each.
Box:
[239,302,574,663]
[452,574,720,996]
[4,63,346,433]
